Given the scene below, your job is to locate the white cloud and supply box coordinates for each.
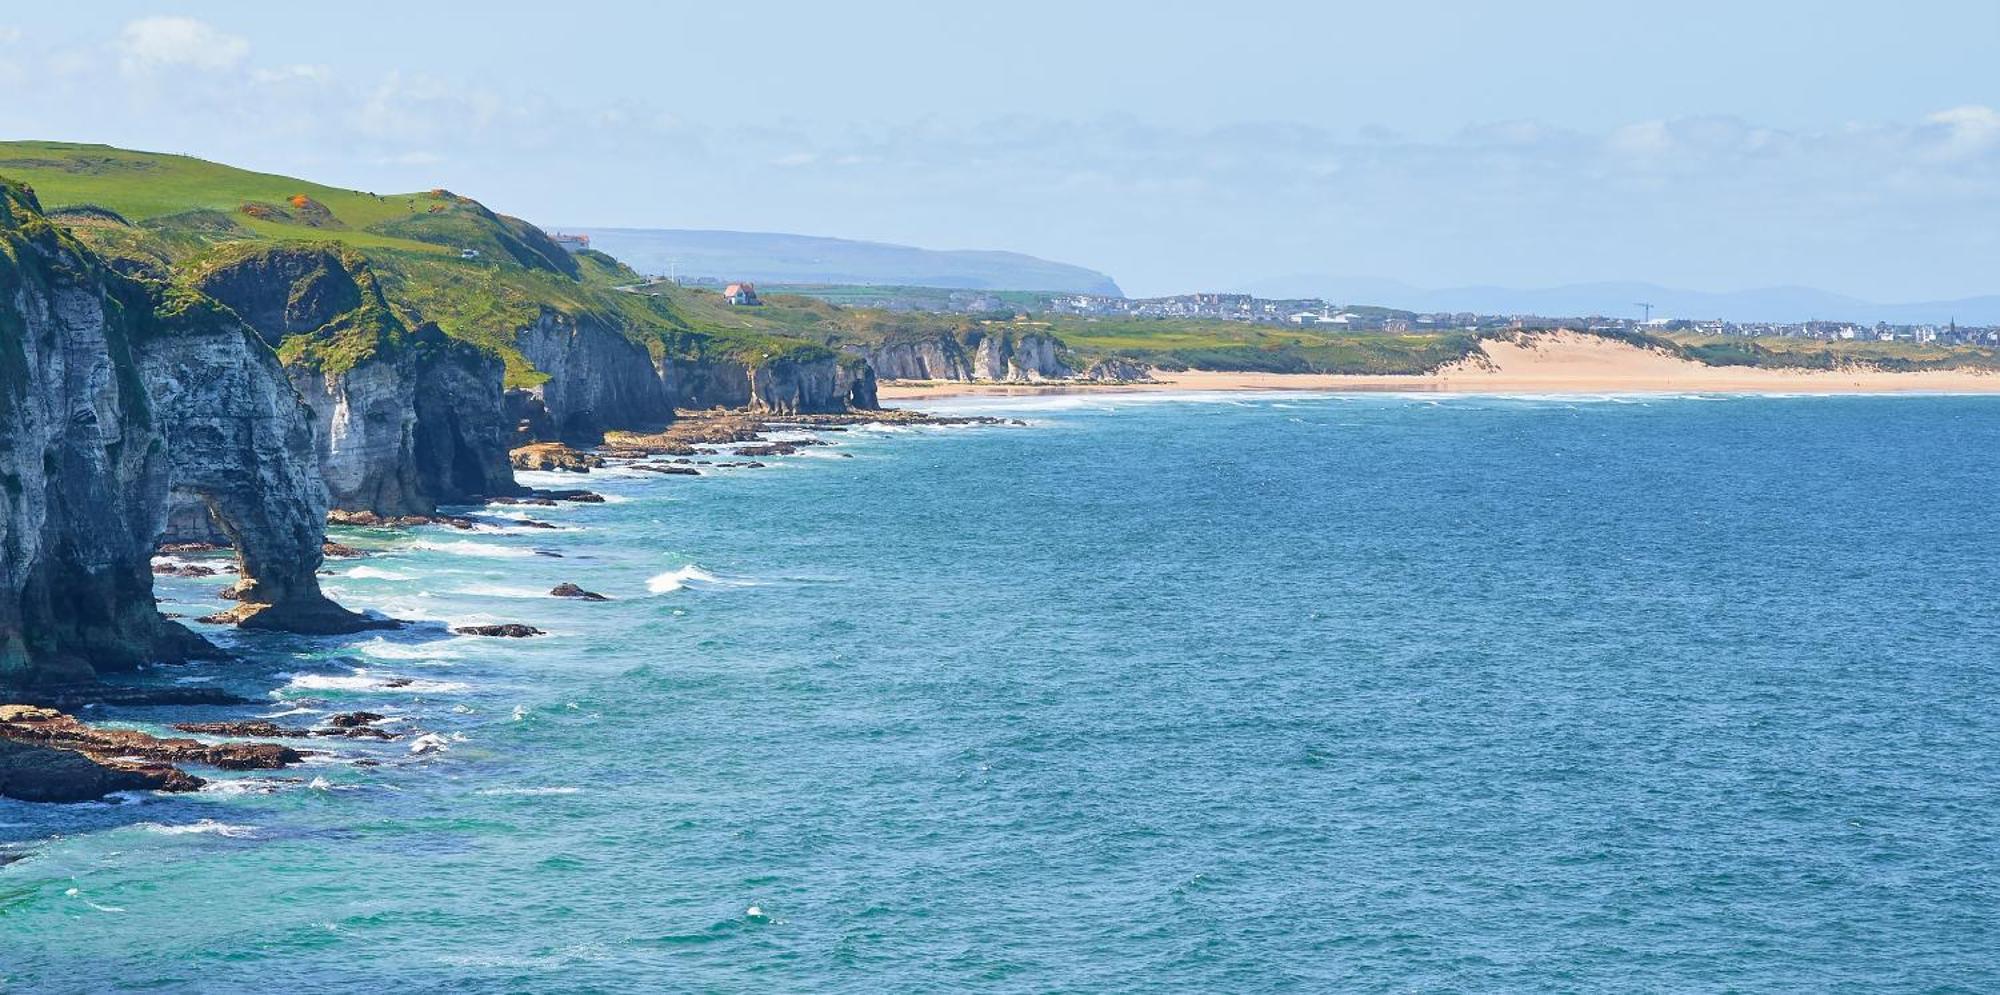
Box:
[0,26,22,45]
[252,64,330,84]
[117,16,248,74]
[1922,104,2000,159]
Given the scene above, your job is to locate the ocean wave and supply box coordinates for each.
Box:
[645,564,757,594]
[199,777,299,797]
[408,733,451,755]
[64,888,127,913]
[455,583,556,599]
[344,565,411,580]
[409,540,537,559]
[282,671,469,694]
[474,786,581,796]
[355,638,461,661]
[139,819,257,838]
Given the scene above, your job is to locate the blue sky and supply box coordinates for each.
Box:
[0,2,1995,299]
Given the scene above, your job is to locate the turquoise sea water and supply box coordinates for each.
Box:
[3,392,1998,992]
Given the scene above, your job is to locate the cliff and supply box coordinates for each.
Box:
[514,309,673,443]
[860,329,1070,383]
[658,351,876,414]
[866,336,976,381]
[0,182,203,684]
[195,246,519,513]
[0,182,372,687]
[968,330,1070,381]
[130,285,375,634]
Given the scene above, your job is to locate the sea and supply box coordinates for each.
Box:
[2,391,1996,992]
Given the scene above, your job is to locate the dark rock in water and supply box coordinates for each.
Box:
[551,583,610,601]
[173,720,312,738]
[512,443,604,473]
[453,623,545,638]
[157,541,226,554]
[534,550,565,558]
[328,711,385,728]
[321,540,365,558]
[632,464,700,475]
[328,510,476,530]
[382,678,413,689]
[0,739,199,802]
[488,495,556,507]
[532,488,604,503]
[732,443,800,457]
[7,685,252,710]
[515,519,559,529]
[330,725,397,740]
[153,562,219,577]
[0,704,314,800]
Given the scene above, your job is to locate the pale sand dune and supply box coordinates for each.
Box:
[876,331,2000,399]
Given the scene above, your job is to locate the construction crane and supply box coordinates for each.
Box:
[1634,302,1654,324]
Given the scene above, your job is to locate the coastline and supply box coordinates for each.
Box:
[878,332,2000,399]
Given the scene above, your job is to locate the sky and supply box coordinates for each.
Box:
[0,2,1995,300]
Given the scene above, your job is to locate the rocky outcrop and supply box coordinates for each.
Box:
[514,309,672,443]
[1083,356,1155,382]
[454,623,544,638]
[866,336,975,380]
[0,703,312,801]
[658,352,876,414]
[0,738,196,801]
[511,442,603,473]
[196,247,519,515]
[859,329,1069,383]
[503,388,554,445]
[131,286,379,634]
[969,330,1069,381]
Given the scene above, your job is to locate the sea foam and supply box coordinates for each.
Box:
[409,540,537,559]
[282,671,469,694]
[647,564,755,593]
[139,820,258,838]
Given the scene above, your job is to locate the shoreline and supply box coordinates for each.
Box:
[878,332,2000,400]
[881,367,2000,401]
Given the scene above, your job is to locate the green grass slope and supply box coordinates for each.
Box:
[0,142,838,386]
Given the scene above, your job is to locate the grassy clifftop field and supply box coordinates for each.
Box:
[0,142,837,385]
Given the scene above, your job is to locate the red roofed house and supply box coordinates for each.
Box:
[723,282,761,306]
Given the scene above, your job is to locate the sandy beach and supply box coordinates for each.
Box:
[877,332,2000,399]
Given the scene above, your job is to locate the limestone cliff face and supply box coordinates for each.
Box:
[0,184,199,684]
[861,330,1069,383]
[657,353,876,414]
[514,309,672,442]
[969,330,1070,381]
[130,290,374,635]
[196,247,518,513]
[0,183,369,686]
[865,337,975,381]
[1082,356,1154,382]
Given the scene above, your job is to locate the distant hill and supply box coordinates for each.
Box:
[579,228,1123,296]
[1241,275,2000,325]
